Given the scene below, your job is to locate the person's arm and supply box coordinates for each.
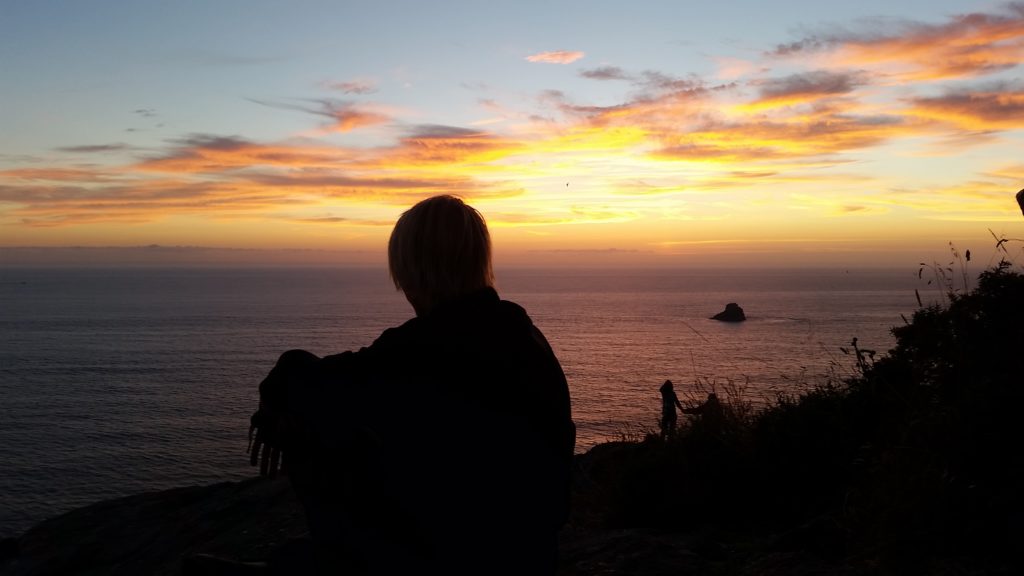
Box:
[680,402,704,415]
[248,349,321,477]
[248,322,412,476]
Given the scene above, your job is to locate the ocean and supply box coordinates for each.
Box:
[0,266,924,537]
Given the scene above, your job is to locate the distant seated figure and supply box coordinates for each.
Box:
[248,195,575,575]
[659,380,684,439]
[681,393,725,435]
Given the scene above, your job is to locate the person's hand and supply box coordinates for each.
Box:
[248,404,286,477]
[248,356,294,477]
[247,350,319,477]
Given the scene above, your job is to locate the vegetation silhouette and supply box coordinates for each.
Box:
[571,262,1024,573]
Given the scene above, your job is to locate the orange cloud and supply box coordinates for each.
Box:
[135,135,354,173]
[525,50,585,64]
[488,206,637,227]
[247,98,391,133]
[0,177,296,227]
[545,72,914,162]
[324,105,390,132]
[5,8,1024,245]
[745,71,866,109]
[653,113,911,161]
[0,167,124,183]
[385,125,528,166]
[0,123,532,229]
[908,84,1024,130]
[771,4,1024,80]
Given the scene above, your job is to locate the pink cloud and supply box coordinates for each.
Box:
[525,50,585,64]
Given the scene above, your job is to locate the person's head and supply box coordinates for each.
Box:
[388,195,494,315]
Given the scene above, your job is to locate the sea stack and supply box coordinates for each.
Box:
[712,303,746,322]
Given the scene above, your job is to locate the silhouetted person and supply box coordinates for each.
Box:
[1016,188,1023,216]
[682,392,725,436]
[659,380,684,439]
[248,196,575,575]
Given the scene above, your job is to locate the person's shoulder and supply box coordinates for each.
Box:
[496,298,532,325]
[315,317,422,383]
[363,316,423,355]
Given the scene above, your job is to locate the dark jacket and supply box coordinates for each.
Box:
[287,287,574,575]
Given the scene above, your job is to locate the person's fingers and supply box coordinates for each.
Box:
[247,421,256,454]
[260,440,272,476]
[252,425,274,469]
[268,446,281,478]
[250,435,262,467]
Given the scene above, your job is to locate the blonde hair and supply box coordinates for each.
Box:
[388,195,494,313]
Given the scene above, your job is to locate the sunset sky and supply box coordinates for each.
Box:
[2,0,1023,267]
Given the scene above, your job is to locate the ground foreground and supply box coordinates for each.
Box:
[0,474,892,576]
[1,470,738,576]
[0,448,1010,576]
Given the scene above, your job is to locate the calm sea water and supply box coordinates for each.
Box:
[0,266,923,537]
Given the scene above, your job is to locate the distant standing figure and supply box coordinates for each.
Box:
[659,380,684,439]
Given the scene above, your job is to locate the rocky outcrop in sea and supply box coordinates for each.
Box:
[711,303,746,322]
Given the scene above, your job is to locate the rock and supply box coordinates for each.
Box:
[1,477,307,576]
[0,538,18,562]
[711,303,746,322]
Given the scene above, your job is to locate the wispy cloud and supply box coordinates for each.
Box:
[489,206,637,227]
[0,177,296,227]
[135,134,350,173]
[579,66,629,80]
[327,78,378,95]
[54,143,134,154]
[278,214,393,226]
[637,71,706,94]
[526,50,585,64]
[907,82,1024,130]
[1,167,124,183]
[874,180,1022,220]
[389,124,527,165]
[749,70,867,107]
[247,98,391,132]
